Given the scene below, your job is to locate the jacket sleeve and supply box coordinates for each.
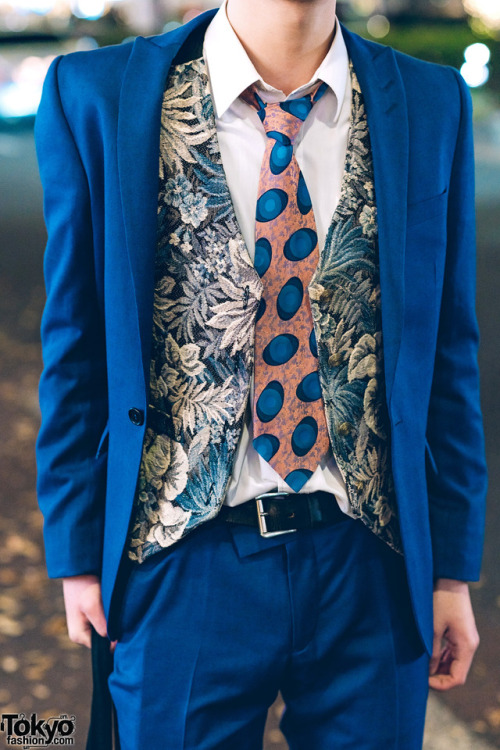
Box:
[35,55,108,579]
[426,68,487,582]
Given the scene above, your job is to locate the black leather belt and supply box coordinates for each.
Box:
[219,490,348,537]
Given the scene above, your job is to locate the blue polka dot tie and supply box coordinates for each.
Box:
[244,82,331,492]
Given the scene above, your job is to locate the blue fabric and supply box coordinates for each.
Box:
[34,9,487,656]
[109,518,428,749]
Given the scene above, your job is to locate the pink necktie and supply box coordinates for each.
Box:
[244,83,331,492]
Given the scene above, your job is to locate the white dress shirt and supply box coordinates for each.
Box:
[203,2,354,513]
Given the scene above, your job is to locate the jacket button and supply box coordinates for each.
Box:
[128,408,144,426]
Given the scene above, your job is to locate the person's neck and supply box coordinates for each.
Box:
[226,0,337,96]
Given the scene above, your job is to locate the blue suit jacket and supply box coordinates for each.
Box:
[35,10,487,653]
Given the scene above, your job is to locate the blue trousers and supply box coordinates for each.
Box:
[109,514,429,749]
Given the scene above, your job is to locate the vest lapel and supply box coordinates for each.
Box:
[342,27,409,411]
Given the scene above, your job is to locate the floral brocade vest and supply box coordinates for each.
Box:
[127,56,402,563]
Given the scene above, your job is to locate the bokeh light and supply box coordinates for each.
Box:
[71,0,106,19]
[0,53,55,117]
[461,43,491,88]
[366,14,390,39]
[461,61,490,87]
[464,42,491,67]
[350,0,378,17]
[0,0,130,26]
[464,0,500,31]
[14,0,57,12]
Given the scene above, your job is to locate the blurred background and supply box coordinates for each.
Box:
[0,1,499,748]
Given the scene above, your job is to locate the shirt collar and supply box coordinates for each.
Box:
[203,0,349,122]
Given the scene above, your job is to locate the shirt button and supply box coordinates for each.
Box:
[128,408,144,426]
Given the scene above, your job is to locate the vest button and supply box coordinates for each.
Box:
[128,408,144,426]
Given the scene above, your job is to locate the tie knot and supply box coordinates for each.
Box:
[243,81,328,143]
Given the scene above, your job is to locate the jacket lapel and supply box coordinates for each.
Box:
[117,10,217,387]
[342,26,409,410]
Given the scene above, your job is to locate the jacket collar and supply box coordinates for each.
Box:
[118,14,408,407]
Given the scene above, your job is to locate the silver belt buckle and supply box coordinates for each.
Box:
[255,491,298,538]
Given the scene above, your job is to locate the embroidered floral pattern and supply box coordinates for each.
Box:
[127,57,401,563]
[309,66,401,553]
[127,58,263,562]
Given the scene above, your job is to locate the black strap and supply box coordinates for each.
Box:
[220,490,347,533]
[86,627,121,750]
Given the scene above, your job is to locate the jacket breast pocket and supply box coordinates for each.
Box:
[407,188,448,229]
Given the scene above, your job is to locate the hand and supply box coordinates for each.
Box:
[429,578,480,691]
[62,574,116,652]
